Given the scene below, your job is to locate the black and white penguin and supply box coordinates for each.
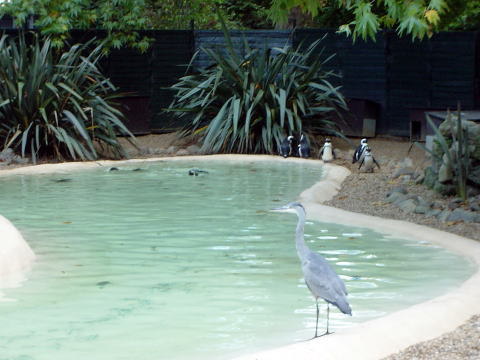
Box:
[188,168,209,176]
[319,137,335,162]
[298,134,310,158]
[352,138,368,164]
[279,135,294,158]
[358,147,380,172]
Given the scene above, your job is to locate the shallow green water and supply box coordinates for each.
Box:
[0,159,474,360]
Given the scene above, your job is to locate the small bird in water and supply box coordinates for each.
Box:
[358,146,380,172]
[279,135,294,158]
[188,169,209,176]
[318,138,335,162]
[352,138,368,164]
[298,134,310,158]
[273,202,352,338]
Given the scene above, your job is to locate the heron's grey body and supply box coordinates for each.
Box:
[275,202,351,337]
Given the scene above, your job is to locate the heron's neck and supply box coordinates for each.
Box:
[295,211,308,258]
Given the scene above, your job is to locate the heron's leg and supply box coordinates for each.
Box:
[315,304,333,338]
[326,304,330,334]
[314,299,319,338]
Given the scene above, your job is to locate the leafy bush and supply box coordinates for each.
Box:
[418,106,480,200]
[0,32,135,163]
[167,25,346,154]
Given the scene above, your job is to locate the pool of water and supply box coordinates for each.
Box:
[0,159,475,360]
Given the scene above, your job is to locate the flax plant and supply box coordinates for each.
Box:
[167,19,346,154]
[0,33,134,163]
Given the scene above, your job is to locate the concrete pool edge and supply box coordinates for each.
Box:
[1,155,479,359]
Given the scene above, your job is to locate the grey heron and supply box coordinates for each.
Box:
[273,202,352,338]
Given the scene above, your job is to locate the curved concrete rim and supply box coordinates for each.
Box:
[2,154,479,360]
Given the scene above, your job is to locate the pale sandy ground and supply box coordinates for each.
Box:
[1,134,479,359]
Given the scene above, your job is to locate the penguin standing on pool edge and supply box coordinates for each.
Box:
[319,137,335,162]
[298,134,310,158]
[352,138,368,164]
[279,135,294,158]
[358,146,380,173]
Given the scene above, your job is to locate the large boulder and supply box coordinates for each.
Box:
[0,215,35,289]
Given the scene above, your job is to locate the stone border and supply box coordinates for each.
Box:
[1,155,479,359]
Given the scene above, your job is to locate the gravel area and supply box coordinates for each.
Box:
[325,137,480,241]
[384,315,480,360]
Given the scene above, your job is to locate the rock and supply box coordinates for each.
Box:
[431,201,444,209]
[423,167,437,188]
[385,191,407,204]
[437,210,452,222]
[386,186,408,196]
[166,146,178,155]
[398,198,418,213]
[0,148,15,164]
[438,162,453,183]
[469,201,480,212]
[414,172,425,184]
[447,208,478,223]
[176,149,189,156]
[399,175,413,184]
[448,201,461,210]
[393,194,419,206]
[186,144,202,155]
[426,208,442,217]
[414,205,430,214]
[467,185,480,197]
[0,148,28,165]
[137,146,151,155]
[412,167,424,180]
[153,148,167,155]
[395,157,414,169]
[416,196,431,208]
[433,181,456,196]
[392,167,415,179]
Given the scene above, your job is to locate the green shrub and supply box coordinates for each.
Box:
[0,32,135,163]
[167,24,346,154]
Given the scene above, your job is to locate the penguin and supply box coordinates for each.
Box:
[318,137,335,162]
[298,134,310,158]
[358,147,380,173]
[352,138,368,164]
[279,135,294,158]
[188,168,209,176]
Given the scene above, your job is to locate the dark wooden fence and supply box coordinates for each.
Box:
[1,22,478,137]
[193,30,292,69]
[294,30,479,137]
[102,30,194,133]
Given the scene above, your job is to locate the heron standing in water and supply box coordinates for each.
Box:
[273,202,352,338]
